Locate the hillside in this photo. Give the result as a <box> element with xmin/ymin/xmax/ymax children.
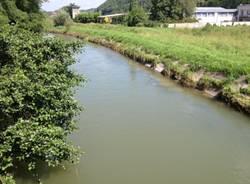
<box><xmin>97</xmin><ymin>0</ymin><xmax>151</xmax><ymax>15</ymax></box>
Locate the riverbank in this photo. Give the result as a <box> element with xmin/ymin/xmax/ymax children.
<box><xmin>49</xmin><ymin>23</ymin><xmax>250</xmax><ymax>115</ymax></box>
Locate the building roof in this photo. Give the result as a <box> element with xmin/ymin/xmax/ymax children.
<box><xmin>195</xmin><ymin>7</ymin><xmax>237</xmax><ymax>13</ymax></box>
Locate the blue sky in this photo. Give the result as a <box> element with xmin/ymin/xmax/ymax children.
<box><xmin>42</xmin><ymin>0</ymin><xmax>106</xmax><ymax>11</ymax></box>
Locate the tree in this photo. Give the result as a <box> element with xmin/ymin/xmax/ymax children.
<box><xmin>129</xmin><ymin>0</ymin><xmax>138</xmax><ymax>11</ymax></box>
<box><xmin>0</xmin><ymin>26</ymin><xmax>84</xmax><ymax>184</ymax></box>
<box><xmin>180</xmin><ymin>0</ymin><xmax>197</xmax><ymax>17</ymax></box>
<box><xmin>150</xmin><ymin>0</ymin><xmax>197</xmax><ymax>21</ymax></box>
<box><xmin>127</xmin><ymin>0</ymin><xmax>148</xmax><ymax>26</ymax></box>
<box><xmin>0</xmin><ymin>0</ymin><xmax>47</xmax><ymax>32</ymax></box>
<box><xmin>198</xmin><ymin>0</ymin><xmax>250</xmax><ymax>8</ymax></box>
<box><xmin>54</xmin><ymin>10</ymin><xmax>72</xmax><ymax>26</ymax></box>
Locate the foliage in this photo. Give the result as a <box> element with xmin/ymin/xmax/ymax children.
<box><xmin>127</xmin><ymin>0</ymin><xmax>148</xmax><ymax>26</ymax></box>
<box><xmin>0</xmin><ymin>26</ymin><xmax>84</xmax><ymax>183</ymax></box>
<box><xmin>0</xmin><ymin>12</ymin><xmax>9</xmax><ymax>26</ymax></box>
<box><xmin>240</xmin><ymin>87</ymin><xmax>250</xmax><ymax>95</ymax></box>
<box><xmin>111</xmin><ymin>15</ymin><xmax>127</xmax><ymax>24</ymax></box>
<box><xmin>54</xmin><ymin>10</ymin><xmax>72</xmax><ymax>27</ymax></box>
<box><xmin>74</xmin><ymin>12</ymin><xmax>100</xmax><ymax>23</ymax></box>
<box><xmin>0</xmin><ymin>175</ymin><xmax>15</xmax><ymax>184</ymax></box>
<box><xmin>97</xmin><ymin>0</ymin><xmax>250</xmax><ymax>20</ymax></box>
<box><xmin>97</xmin><ymin>0</ymin><xmax>151</xmax><ymax>15</ymax></box>
<box><xmin>150</xmin><ymin>0</ymin><xmax>197</xmax><ymax>21</ymax></box>
<box><xmin>198</xmin><ymin>0</ymin><xmax>250</xmax><ymax>8</ymax></box>
<box><xmin>0</xmin><ymin>0</ymin><xmax>46</xmax><ymax>32</ymax></box>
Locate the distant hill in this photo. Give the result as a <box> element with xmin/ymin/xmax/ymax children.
<box><xmin>97</xmin><ymin>0</ymin><xmax>151</xmax><ymax>15</ymax></box>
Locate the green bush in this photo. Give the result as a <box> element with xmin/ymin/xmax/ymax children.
<box><xmin>0</xmin><ymin>11</ymin><xmax>9</xmax><ymax>26</ymax></box>
<box><xmin>0</xmin><ymin>175</ymin><xmax>15</xmax><ymax>184</ymax></box>
<box><xmin>111</xmin><ymin>15</ymin><xmax>127</xmax><ymax>25</ymax></box>
<box><xmin>127</xmin><ymin>6</ymin><xmax>148</xmax><ymax>27</ymax></box>
<box><xmin>0</xmin><ymin>26</ymin><xmax>84</xmax><ymax>183</ymax></box>
<box><xmin>54</xmin><ymin>10</ymin><xmax>72</xmax><ymax>27</ymax></box>
<box><xmin>74</xmin><ymin>12</ymin><xmax>100</xmax><ymax>23</ymax></box>
<box><xmin>0</xmin><ymin>0</ymin><xmax>45</xmax><ymax>32</ymax></box>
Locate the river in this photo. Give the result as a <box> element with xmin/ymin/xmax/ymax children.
<box><xmin>17</xmin><ymin>44</ymin><xmax>250</xmax><ymax>184</ymax></box>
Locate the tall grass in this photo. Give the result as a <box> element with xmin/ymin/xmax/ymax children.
<box><xmin>53</xmin><ymin>23</ymin><xmax>250</xmax><ymax>79</ymax></box>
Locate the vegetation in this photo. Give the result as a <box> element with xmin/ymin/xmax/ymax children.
<box><xmin>0</xmin><ymin>0</ymin><xmax>85</xmax><ymax>183</ymax></box>
<box><xmin>150</xmin><ymin>0</ymin><xmax>197</xmax><ymax>21</ymax></box>
<box><xmin>0</xmin><ymin>0</ymin><xmax>46</xmax><ymax>32</ymax></box>
<box><xmin>74</xmin><ymin>12</ymin><xmax>100</xmax><ymax>23</ymax></box>
<box><xmin>54</xmin><ymin>10</ymin><xmax>72</xmax><ymax>27</ymax></box>
<box><xmin>0</xmin><ymin>25</ymin><xmax>84</xmax><ymax>184</ymax></box>
<box><xmin>127</xmin><ymin>0</ymin><xmax>148</xmax><ymax>26</ymax></box>
<box><xmin>198</xmin><ymin>0</ymin><xmax>250</xmax><ymax>8</ymax></box>
<box><xmin>50</xmin><ymin>24</ymin><xmax>250</xmax><ymax>79</ymax></box>
<box><xmin>49</xmin><ymin>23</ymin><xmax>250</xmax><ymax>113</ymax></box>
<box><xmin>97</xmin><ymin>0</ymin><xmax>151</xmax><ymax>15</ymax></box>
<box><xmin>97</xmin><ymin>0</ymin><xmax>250</xmax><ymax>17</ymax></box>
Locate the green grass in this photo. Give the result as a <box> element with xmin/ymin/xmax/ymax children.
<box><xmin>50</xmin><ymin>23</ymin><xmax>250</xmax><ymax>80</ymax></box>
<box><xmin>48</xmin><ymin>23</ymin><xmax>250</xmax><ymax>113</ymax></box>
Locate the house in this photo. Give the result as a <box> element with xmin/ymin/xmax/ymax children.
<box><xmin>237</xmin><ymin>4</ymin><xmax>250</xmax><ymax>21</ymax></box>
<box><xmin>71</xmin><ymin>4</ymin><xmax>80</xmax><ymax>19</ymax></box>
<box><xmin>194</xmin><ymin>7</ymin><xmax>237</xmax><ymax>24</ymax></box>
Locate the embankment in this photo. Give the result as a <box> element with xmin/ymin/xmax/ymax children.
<box><xmin>49</xmin><ymin>24</ymin><xmax>250</xmax><ymax>115</ymax></box>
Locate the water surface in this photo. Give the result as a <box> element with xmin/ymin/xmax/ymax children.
<box><xmin>18</xmin><ymin>44</ymin><xmax>250</xmax><ymax>184</ymax></box>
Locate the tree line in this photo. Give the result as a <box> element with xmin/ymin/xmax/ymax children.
<box><xmin>126</xmin><ymin>0</ymin><xmax>250</xmax><ymax>25</ymax></box>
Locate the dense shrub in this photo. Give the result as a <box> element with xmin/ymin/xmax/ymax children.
<box><xmin>111</xmin><ymin>15</ymin><xmax>127</xmax><ymax>25</ymax></box>
<box><xmin>0</xmin><ymin>0</ymin><xmax>45</xmax><ymax>32</ymax></box>
<box><xmin>0</xmin><ymin>11</ymin><xmax>8</xmax><ymax>25</ymax></box>
<box><xmin>0</xmin><ymin>26</ymin><xmax>84</xmax><ymax>184</ymax></box>
<box><xmin>74</xmin><ymin>12</ymin><xmax>100</xmax><ymax>23</ymax></box>
<box><xmin>127</xmin><ymin>6</ymin><xmax>148</xmax><ymax>27</ymax></box>
<box><xmin>54</xmin><ymin>10</ymin><xmax>72</xmax><ymax>27</ymax></box>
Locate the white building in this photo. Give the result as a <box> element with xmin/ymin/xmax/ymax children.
<box><xmin>71</xmin><ymin>5</ymin><xmax>80</xmax><ymax>19</ymax></box>
<box><xmin>194</xmin><ymin>7</ymin><xmax>237</xmax><ymax>24</ymax></box>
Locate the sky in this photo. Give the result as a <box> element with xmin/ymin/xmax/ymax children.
<box><xmin>42</xmin><ymin>0</ymin><xmax>106</xmax><ymax>11</ymax></box>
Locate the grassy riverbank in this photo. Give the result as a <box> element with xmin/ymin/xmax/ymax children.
<box><xmin>49</xmin><ymin>23</ymin><xmax>250</xmax><ymax>114</ymax></box>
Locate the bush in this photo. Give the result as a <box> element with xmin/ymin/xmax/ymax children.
<box><xmin>127</xmin><ymin>6</ymin><xmax>148</xmax><ymax>27</ymax></box>
<box><xmin>54</xmin><ymin>10</ymin><xmax>72</xmax><ymax>27</ymax></box>
<box><xmin>111</xmin><ymin>15</ymin><xmax>127</xmax><ymax>25</ymax></box>
<box><xmin>0</xmin><ymin>12</ymin><xmax>9</xmax><ymax>26</ymax></box>
<box><xmin>0</xmin><ymin>175</ymin><xmax>15</xmax><ymax>184</ymax></box>
<box><xmin>74</xmin><ymin>12</ymin><xmax>100</xmax><ymax>23</ymax></box>
<box><xmin>0</xmin><ymin>26</ymin><xmax>84</xmax><ymax>183</ymax></box>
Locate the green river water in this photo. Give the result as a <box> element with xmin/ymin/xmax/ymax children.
<box><xmin>17</xmin><ymin>43</ymin><xmax>250</xmax><ymax>184</ymax></box>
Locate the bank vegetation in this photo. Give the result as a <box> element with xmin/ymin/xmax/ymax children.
<box><xmin>50</xmin><ymin>23</ymin><xmax>250</xmax><ymax>115</ymax></box>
